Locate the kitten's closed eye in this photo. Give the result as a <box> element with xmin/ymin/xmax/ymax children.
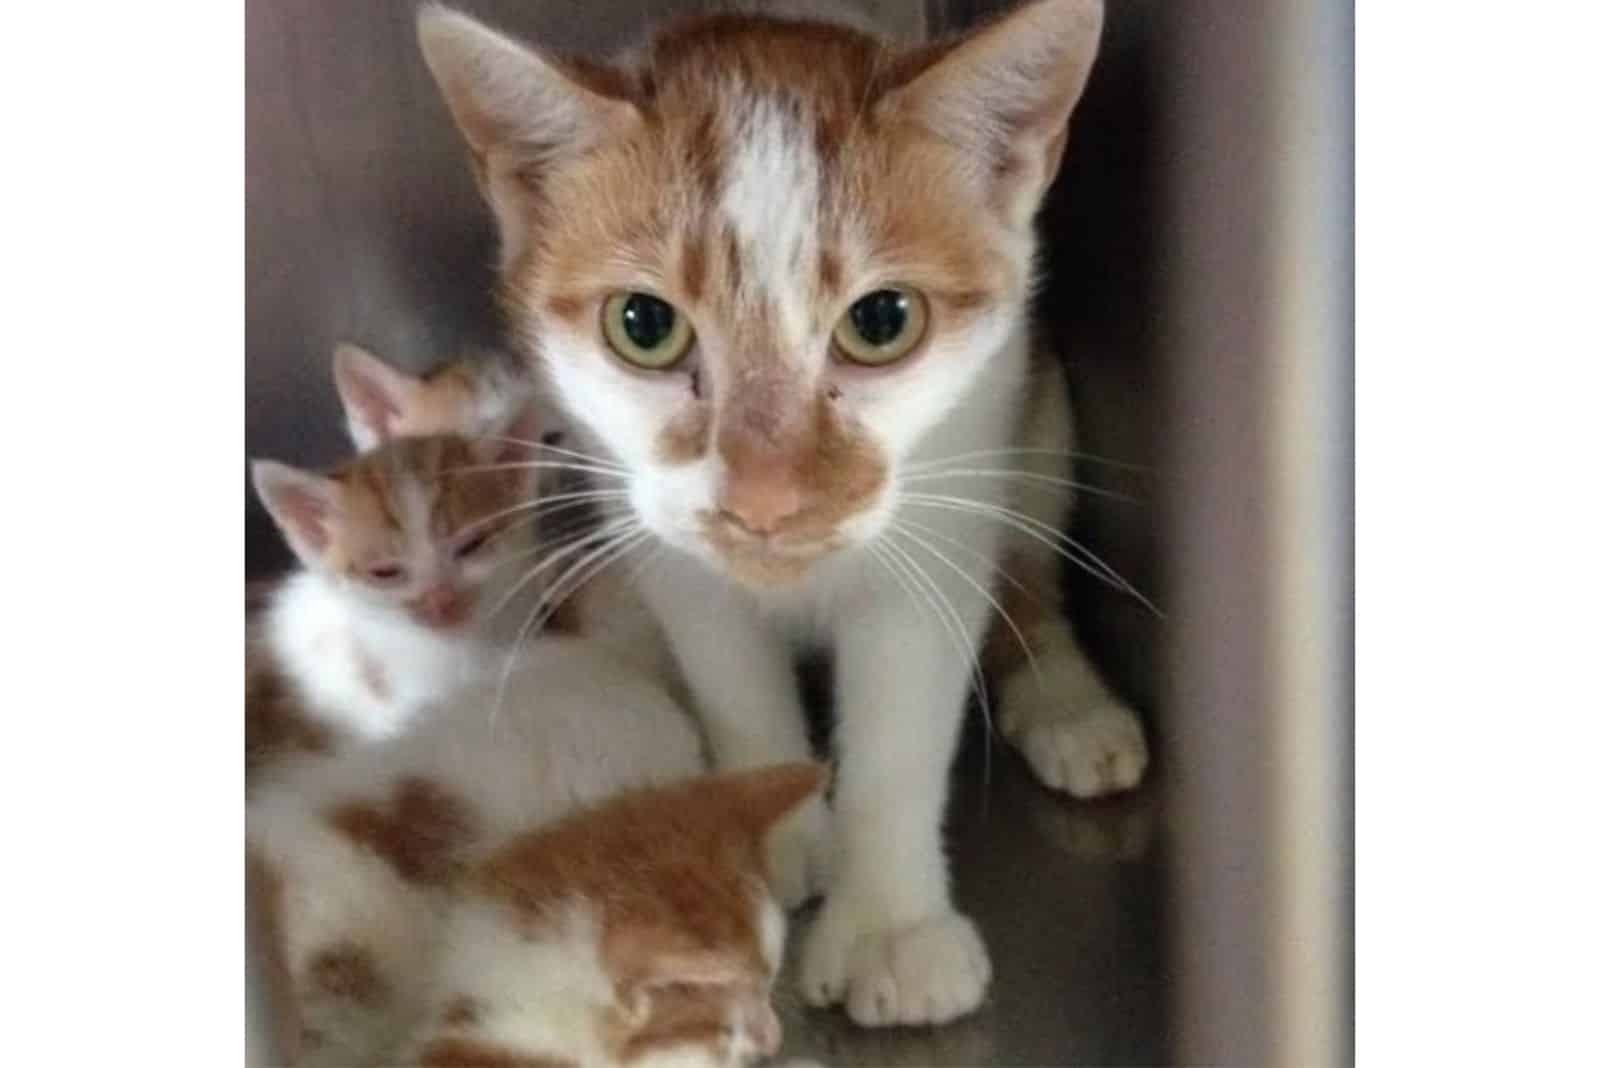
<box><xmin>366</xmin><ymin>563</ymin><xmax>406</xmax><ymax>583</ymax></box>
<box><xmin>453</xmin><ymin>531</ymin><xmax>491</xmax><ymax>560</ymax></box>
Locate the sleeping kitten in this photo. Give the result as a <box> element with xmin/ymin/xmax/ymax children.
<box><xmin>417</xmin><ymin>0</ymin><xmax>1145</xmax><ymax>1028</ymax></box>
<box><xmin>402</xmin><ymin>763</ymin><xmax>826</xmax><ymax>1067</ymax></box>
<box><xmin>248</xmin><ymin>634</ymin><xmax>814</xmax><ymax>1065</ymax></box>
<box><xmin>248</xmin><ymin>427</ymin><xmax>543</xmax><ymax>768</ymax></box>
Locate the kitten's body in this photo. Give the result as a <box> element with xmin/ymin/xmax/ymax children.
<box><xmin>419</xmin><ymin>0</ymin><xmax>1145</xmax><ymax>1029</ymax></box>
<box><xmin>248</xmin><ymin>640</ymin><xmax>826</xmax><ymax>1066</ymax></box>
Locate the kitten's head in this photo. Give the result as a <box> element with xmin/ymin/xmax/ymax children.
<box><xmin>331</xmin><ymin>341</ymin><xmax>535</xmax><ymax>452</ymax></box>
<box><xmin>252</xmin><ymin>431</ymin><xmax>537</xmax><ymax>631</ymax></box>
<box><xmin>419</xmin><ymin>1</ymin><xmax>1102</xmax><ymax>589</ymax></box>
<box><xmin>417</xmin><ymin>763</ymin><xmax>827</xmax><ymax>1067</ymax></box>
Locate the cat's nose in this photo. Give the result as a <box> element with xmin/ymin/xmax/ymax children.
<box><xmin>717</xmin><ymin>475</ymin><xmax>805</xmax><ymax>535</ymax></box>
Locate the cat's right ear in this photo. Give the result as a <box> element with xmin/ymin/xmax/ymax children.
<box><xmin>332</xmin><ymin>343</ymin><xmax>423</xmax><ymax>451</ymax></box>
<box><xmin>252</xmin><ymin>460</ymin><xmax>339</xmax><ymax>568</ymax></box>
<box><xmin>416</xmin><ymin>5</ymin><xmax>639</xmax><ymax>261</ymax></box>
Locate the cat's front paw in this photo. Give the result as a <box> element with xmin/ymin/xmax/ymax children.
<box><xmin>1013</xmin><ymin>702</ymin><xmax>1148</xmax><ymax>798</ymax></box>
<box><xmin>766</xmin><ymin>795</ymin><xmax>833</xmax><ymax>909</ymax></box>
<box><xmin>798</xmin><ymin>901</ymin><xmax>991</xmax><ymax>1027</ymax></box>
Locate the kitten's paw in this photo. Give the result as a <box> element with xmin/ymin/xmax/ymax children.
<box><xmin>766</xmin><ymin>795</ymin><xmax>833</xmax><ymax>909</ymax></box>
<box><xmin>799</xmin><ymin>902</ymin><xmax>991</xmax><ymax>1027</ymax></box>
<box><xmin>1014</xmin><ymin>703</ymin><xmax>1148</xmax><ymax>798</ymax></box>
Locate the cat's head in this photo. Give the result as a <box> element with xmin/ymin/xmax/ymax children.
<box><xmin>416</xmin><ymin>763</ymin><xmax>828</xmax><ymax>1067</ymax></box>
<box><xmin>418</xmin><ymin>1</ymin><xmax>1102</xmax><ymax>589</ymax></box>
<box><xmin>251</xmin><ymin>429</ymin><xmax>538</xmax><ymax>631</ymax></box>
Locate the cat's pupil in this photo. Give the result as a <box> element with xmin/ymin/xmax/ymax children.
<box><xmin>849</xmin><ymin>290</ymin><xmax>909</xmax><ymax>347</ymax></box>
<box><xmin>621</xmin><ymin>294</ymin><xmax>676</xmax><ymax>350</ymax></box>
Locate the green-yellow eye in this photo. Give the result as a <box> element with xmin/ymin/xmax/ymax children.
<box><xmin>602</xmin><ymin>292</ymin><xmax>695</xmax><ymax>370</ymax></box>
<box><xmin>832</xmin><ymin>287</ymin><xmax>929</xmax><ymax>366</ymax></box>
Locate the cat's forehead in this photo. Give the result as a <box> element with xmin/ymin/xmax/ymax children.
<box><xmin>531</xmin><ymin>20</ymin><xmax>1010</xmax><ymax>353</ymax></box>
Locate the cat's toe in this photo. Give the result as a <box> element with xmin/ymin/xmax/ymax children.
<box><xmin>765</xmin><ymin>795</ymin><xmax>833</xmax><ymax>909</ymax></box>
<box><xmin>1017</xmin><ymin>704</ymin><xmax>1148</xmax><ymax>798</ymax></box>
<box><xmin>800</xmin><ymin>903</ymin><xmax>991</xmax><ymax>1027</ymax></box>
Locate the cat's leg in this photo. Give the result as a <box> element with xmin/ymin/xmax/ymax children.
<box><xmin>640</xmin><ymin>565</ymin><xmax>826</xmax><ymax>907</ymax></box>
<box><xmin>990</xmin><ymin>357</ymin><xmax>1149</xmax><ymax>797</ymax></box>
<box><xmin>988</xmin><ymin>546</ymin><xmax>1149</xmax><ymax>797</ymax></box>
<box><xmin>797</xmin><ymin>556</ymin><xmax>993</xmax><ymax>1027</ymax></box>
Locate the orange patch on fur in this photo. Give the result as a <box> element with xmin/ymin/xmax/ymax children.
<box><xmin>472</xmin><ymin>765</ymin><xmax>822</xmax><ymax>981</ymax></box>
<box><xmin>441</xmin><ymin>995</ymin><xmax>484</xmax><ymax>1029</ymax></box>
<box><xmin>308</xmin><ymin>942</ymin><xmax>389</xmax><ymax>1006</ymax></box>
<box><xmin>247</xmin><ymin>850</ymin><xmax>306</xmax><ymax>1064</ymax></box>
<box><xmin>326</xmin><ymin>776</ymin><xmax>478</xmax><ymax>884</ymax></box>
<box><xmin>245</xmin><ymin>635</ymin><xmax>333</xmax><ymax>777</ymax></box>
<box><xmin>655</xmin><ymin>405</ymin><xmax>711</xmax><ymax>465</ymax></box>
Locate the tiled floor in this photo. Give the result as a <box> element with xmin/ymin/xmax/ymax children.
<box><xmin>779</xmin><ymin>736</ymin><xmax>1172</xmax><ymax>1066</ymax></box>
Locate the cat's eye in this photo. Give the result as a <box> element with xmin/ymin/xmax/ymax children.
<box><xmin>454</xmin><ymin>531</ymin><xmax>491</xmax><ymax>560</ymax></box>
<box><xmin>366</xmin><ymin>563</ymin><xmax>406</xmax><ymax>583</ymax></box>
<box><xmin>832</xmin><ymin>287</ymin><xmax>929</xmax><ymax>366</ymax></box>
<box><xmin>602</xmin><ymin>292</ymin><xmax>695</xmax><ymax>370</ymax></box>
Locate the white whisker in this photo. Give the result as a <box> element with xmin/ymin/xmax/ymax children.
<box><xmin>900</xmin><ymin>493</ymin><xmax>1165</xmax><ymax>618</ymax></box>
<box><xmin>905</xmin><ymin>446</ymin><xmax>1152</xmax><ymax>475</ymax></box>
<box><xmin>900</xmin><ymin>467</ymin><xmax>1140</xmax><ymax>504</ymax></box>
<box><xmin>892</xmin><ymin>523</ymin><xmax>1043</xmax><ymax>694</ymax></box>
<box><xmin>479</xmin><ymin>435</ymin><xmax>628</xmax><ymax>472</ymax></box>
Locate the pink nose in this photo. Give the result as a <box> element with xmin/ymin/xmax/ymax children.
<box><xmin>717</xmin><ymin>472</ymin><xmax>805</xmax><ymax>535</ymax></box>
<box><xmin>409</xmin><ymin>586</ymin><xmax>471</xmax><ymax>628</ymax></box>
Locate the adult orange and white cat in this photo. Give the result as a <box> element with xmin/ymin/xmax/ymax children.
<box><xmin>418</xmin><ymin>0</ymin><xmax>1146</xmax><ymax>1029</ymax></box>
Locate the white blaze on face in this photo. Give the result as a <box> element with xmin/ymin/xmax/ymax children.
<box><xmin>718</xmin><ymin>91</ymin><xmax>824</xmax><ymax>363</ymax></box>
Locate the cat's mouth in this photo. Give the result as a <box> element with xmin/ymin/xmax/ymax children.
<box><xmin>699</xmin><ymin>520</ymin><xmax>842</xmax><ymax>589</ymax></box>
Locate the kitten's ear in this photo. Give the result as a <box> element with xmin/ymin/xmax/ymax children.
<box><xmin>473</xmin><ymin>399</ymin><xmax>543</xmax><ymax>468</ymax></box>
<box><xmin>880</xmin><ymin>0</ymin><xmax>1103</xmax><ymax>224</ymax></box>
<box><xmin>252</xmin><ymin>460</ymin><xmax>340</xmax><ymax>568</ymax></box>
<box><xmin>417</xmin><ymin>6</ymin><xmax>638</xmax><ymax>258</ymax></box>
<box><xmin>718</xmin><ymin>762</ymin><xmax>829</xmax><ymax>840</ymax></box>
<box><xmin>332</xmin><ymin>343</ymin><xmax>423</xmax><ymax>450</ymax></box>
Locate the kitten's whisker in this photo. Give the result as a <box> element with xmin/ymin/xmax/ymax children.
<box><xmin>905</xmin><ymin>447</ymin><xmax>1153</xmax><ymax>475</ymax></box>
<box><xmin>891</xmin><ymin>523</ymin><xmax>1044</xmax><ymax>694</ymax></box>
<box><xmin>900</xmin><ymin>468</ymin><xmax>1140</xmax><ymax>505</ymax></box>
<box><xmin>900</xmin><ymin>493</ymin><xmax>1165</xmax><ymax>618</ymax></box>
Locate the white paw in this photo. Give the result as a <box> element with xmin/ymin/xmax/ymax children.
<box><xmin>799</xmin><ymin>903</ymin><xmax>991</xmax><ymax>1027</ymax></box>
<box><xmin>1015</xmin><ymin>703</ymin><xmax>1148</xmax><ymax>798</ymax></box>
<box><xmin>766</xmin><ymin>795</ymin><xmax>833</xmax><ymax>909</ymax></box>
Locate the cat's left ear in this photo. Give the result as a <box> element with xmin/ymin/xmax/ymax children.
<box><xmin>417</xmin><ymin>6</ymin><xmax>639</xmax><ymax>263</ymax></box>
<box><xmin>332</xmin><ymin>342</ymin><xmax>425</xmax><ymax>450</ymax></box>
<box><xmin>880</xmin><ymin>0</ymin><xmax>1104</xmax><ymax>226</ymax></box>
<box><xmin>252</xmin><ymin>460</ymin><xmax>340</xmax><ymax>568</ymax></box>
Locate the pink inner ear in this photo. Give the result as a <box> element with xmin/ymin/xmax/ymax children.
<box><xmin>276</xmin><ymin>484</ymin><xmax>332</xmax><ymax>551</ymax></box>
<box><xmin>345</xmin><ymin>373</ymin><xmax>402</xmax><ymax>442</ymax></box>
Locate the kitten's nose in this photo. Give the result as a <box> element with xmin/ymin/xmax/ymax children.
<box><xmin>717</xmin><ymin>474</ymin><xmax>804</xmax><ymax>535</ymax></box>
<box><xmin>410</xmin><ymin>586</ymin><xmax>471</xmax><ymax>628</ymax></box>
